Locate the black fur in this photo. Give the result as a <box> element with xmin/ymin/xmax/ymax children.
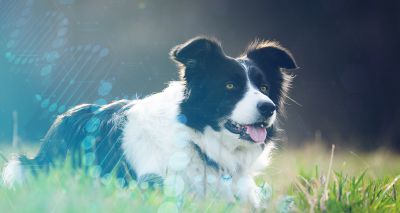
<box><xmin>19</xmin><ymin>100</ymin><xmax>137</xmax><ymax>184</ymax></box>
<box><xmin>173</xmin><ymin>37</ymin><xmax>248</xmax><ymax>132</ymax></box>
<box><xmin>191</xmin><ymin>142</ymin><xmax>220</xmax><ymax>171</ymax></box>
<box><xmin>244</xmin><ymin>40</ymin><xmax>297</xmax><ymax>113</ymax></box>
<box><xmin>172</xmin><ymin>37</ymin><xmax>297</xmax><ymax>132</ymax></box>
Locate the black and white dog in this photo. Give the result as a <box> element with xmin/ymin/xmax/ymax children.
<box><xmin>2</xmin><ymin>36</ymin><xmax>297</xmax><ymax>207</ymax></box>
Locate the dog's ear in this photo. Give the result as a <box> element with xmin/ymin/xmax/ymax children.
<box><xmin>246</xmin><ymin>40</ymin><xmax>298</xmax><ymax>114</ymax></box>
<box><xmin>170</xmin><ymin>37</ymin><xmax>225</xmax><ymax>68</ymax></box>
<box><xmin>246</xmin><ymin>40</ymin><xmax>298</xmax><ymax>70</ymax></box>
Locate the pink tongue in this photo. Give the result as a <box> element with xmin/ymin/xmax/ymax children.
<box><xmin>246</xmin><ymin>126</ymin><xmax>267</xmax><ymax>143</ymax></box>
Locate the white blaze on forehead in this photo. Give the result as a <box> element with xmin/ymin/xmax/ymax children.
<box><xmin>229</xmin><ymin>60</ymin><xmax>275</xmax><ymax>124</ymax></box>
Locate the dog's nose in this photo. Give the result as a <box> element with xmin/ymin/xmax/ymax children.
<box><xmin>257</xmin><ymin>102</ymin><xmax>276</xmax><ymax>117</ymax></box>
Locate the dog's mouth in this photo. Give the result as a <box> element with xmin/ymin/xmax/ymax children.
<box><xmin>224</xmin><ymin>119</ymin><xmax>268</xmax><ymax>144</ymax></box>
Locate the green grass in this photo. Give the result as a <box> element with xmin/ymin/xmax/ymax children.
<box><xmin>0</xmin><ymin>143</ymin><xmax>399</xmax><ymax>212</ymax></box>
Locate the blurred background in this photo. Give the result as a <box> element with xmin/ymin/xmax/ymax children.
<box><xmin>0</xmin><ymin>0</ymin><xmax>399</xmax><ymax>151</ymax></box>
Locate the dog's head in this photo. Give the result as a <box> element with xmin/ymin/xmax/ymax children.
<box><xmin>171</xmin><ymin>37</ymin><xmax>297</xmax><ymax>144</ymax></box>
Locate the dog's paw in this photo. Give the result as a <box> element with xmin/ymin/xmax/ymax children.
<box><xmin>137</xmin><ymin>173</ymin><xmax>164</xmax><ymax>190</ymax></box>
<box><xmin>247</xmin><ymin>183</ymin><xmax>274</xmax><ymax>209</ymax></box>
<box><xmin>235</xmin><ymin>176</ymin><xmax>271</xmax><ymax>209</ymax></box>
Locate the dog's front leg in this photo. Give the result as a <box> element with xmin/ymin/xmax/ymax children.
<box><xmin>137</xmin><ymin>173</ymin><xmax>164</xmax><ymax>189</ymax></box>
<box><xmin>235</xmin><ymin>175</ymin><xmax>264</xmax><ymax>208</ymax></box>
<box><xmin>134</xmin><ymin>154</ymin><xmax>166</xmax><ymax>189</ymax></box>
<box><xmin>123</xmin><ymin>138</ymin><xmax>167</xmax><ymax>189</ymax></box>
<box><xmin>134</xmin><ymin>155</ymin><xmax>165</xmax><ymax>190</ymax></box>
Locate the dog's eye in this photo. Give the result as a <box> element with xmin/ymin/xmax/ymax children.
<box><xmin>260</xmin><ymin>85</ymin><xmax>268</xmax><ymax>93</ymax></box>
<box><xmin>225</xmin><ymin>83</ymin><xmax>235</xmax><ymax>90</ymax></box>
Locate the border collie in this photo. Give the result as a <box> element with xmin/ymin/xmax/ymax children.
<box><xmin>2</xmin><ymin>36</ymin><xmax>297</xmax><ymax>208</ymax></box>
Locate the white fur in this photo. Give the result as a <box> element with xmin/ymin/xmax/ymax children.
<box><xmin>122</xmin><ymin>81</ymin><xmax>190</xmax><ymax>177</ymax></box>
<box><xmin>122</xmin><ymin>81</ymin><xmax>275</xmax><ymax>207</ymax></box>
<box><xmin>230</xmin><ymin>61</ymin><xmax>276</xmax><ymax>126</ymax></box>
<box><xmin>2</xmin><ymin>159</ymin><xmax>25</xmax><ymax>188</ymax></box>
